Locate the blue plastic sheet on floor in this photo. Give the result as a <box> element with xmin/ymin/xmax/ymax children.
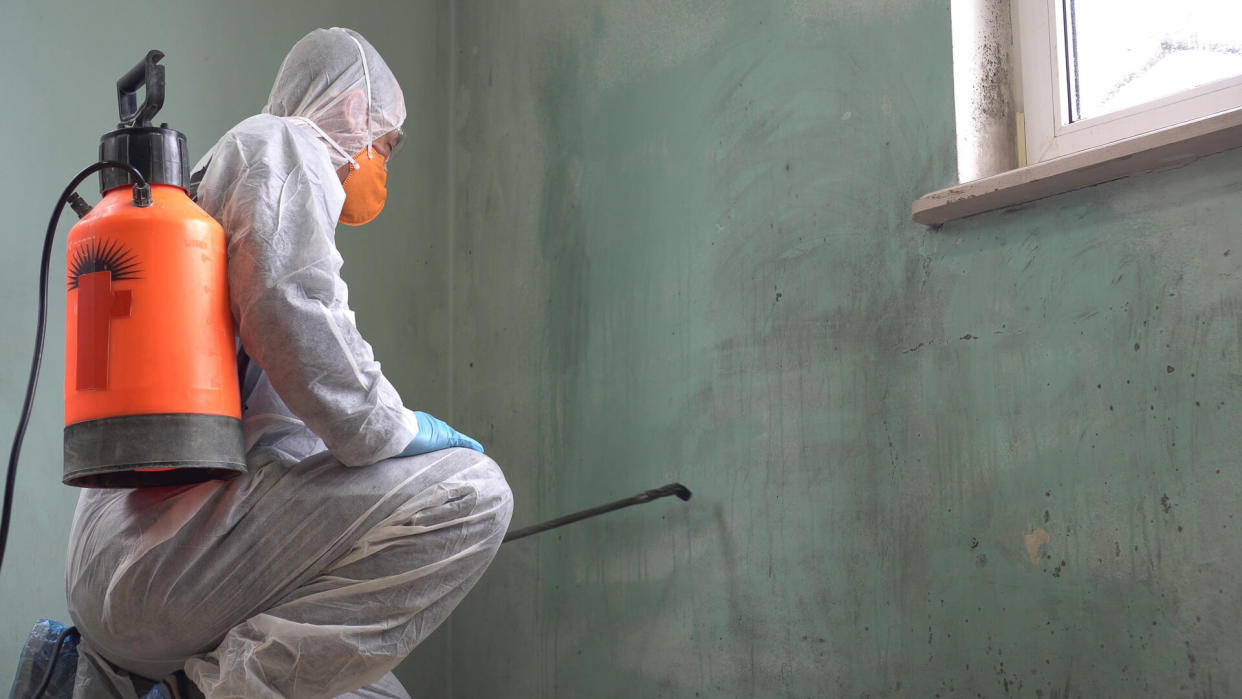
<box><xmin>9</xmin><ymin>619</ymin><xmax>79</xmax><ymax>699</ymax></box>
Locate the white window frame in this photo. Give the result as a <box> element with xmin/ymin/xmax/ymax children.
<box><xmin>1017</xmin><ymin>0</ymin><xmax>1242</xmax><ymax>164</ymax></box>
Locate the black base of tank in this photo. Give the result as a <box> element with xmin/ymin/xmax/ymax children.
<box><xmin>64</xmin><ymin>413</ymin><xmax>246</xmax><ymax>488</ymax></box>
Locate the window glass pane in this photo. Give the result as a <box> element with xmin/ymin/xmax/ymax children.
<box><xmin>1063</xmin><ymin>0</ymin><xmax>1242</xmax><ymax>123</ymax></box>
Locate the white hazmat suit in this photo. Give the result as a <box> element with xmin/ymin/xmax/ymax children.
<box><xmin>64</xmin><ymin>28</ymin><xmax>512</xmax><ymax>698</ymax></box>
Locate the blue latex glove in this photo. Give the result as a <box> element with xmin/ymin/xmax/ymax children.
<box><xmin>398</xmin><ymin>410</ymin><xmax>485</xmax><ymax>456</ymax></box>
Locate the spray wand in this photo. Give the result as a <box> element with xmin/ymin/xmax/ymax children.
<box><xmin>502</xmin><ymin>482</ymin><xmax>692</xmax><ymax>543</ymax></box>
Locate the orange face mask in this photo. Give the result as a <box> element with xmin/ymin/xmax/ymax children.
<box><xmin>339</xmin><ymin>147</ymin><xmax>388</xmax><ymax>226</ymax></box>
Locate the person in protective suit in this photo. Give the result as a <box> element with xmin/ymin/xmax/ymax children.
<box><xmin>64</xmin><ymin>27</ymin><xmax>513</xmax><ymax>698</ymax></box>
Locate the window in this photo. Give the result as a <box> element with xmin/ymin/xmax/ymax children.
<box><xmin>1017</xmin><ymin>0</ymin><xmax>1242</xmax><ymax>163</ymax></box>
<box><xmin>914</xmin><ymin>0</ymin><xmax>1242</xmax><ymax>226</ymax></box>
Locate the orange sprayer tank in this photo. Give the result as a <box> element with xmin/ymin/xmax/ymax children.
<box><xmin>62</xmin><ymin>50</ymin><xmax>245</xmax><ymax>487</ymax></box>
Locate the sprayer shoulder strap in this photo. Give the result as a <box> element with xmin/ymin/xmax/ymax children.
<box><xmin>236</xmin><ymin>343</ymin><xmax>253</xmax><ymax>412</ymax></box>
<box><xmin>188</xmin><ymin>159</ymin><xmax>210</xmax><ymax>203</ymax></box>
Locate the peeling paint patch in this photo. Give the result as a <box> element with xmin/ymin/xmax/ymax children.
<box><xmin>1023</xmin><ymin>527</ymin><xmax>1051</xmax><ymax>565</ymax></box>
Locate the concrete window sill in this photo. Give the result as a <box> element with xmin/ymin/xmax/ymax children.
<box><xmin>912</xmin><ymin>107</ymin><xmax>1242</xmax><ymax>227</ymax></box>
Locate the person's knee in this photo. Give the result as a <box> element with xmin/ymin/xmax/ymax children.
<box><xmin>401</xmin><ymin>448</ymin><xmax>511</xmax><ymax>544</ymax></box>
<box><xmin>463</xmin><ymin>450</ymin><xmax>513</xmax><ymax>544</ymax></box>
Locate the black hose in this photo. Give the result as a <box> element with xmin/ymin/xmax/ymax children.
<box><xmin>0</xmin><ymin>161</ymin><xmax>147</xmax><ymax>578</ymax></box>
<box><xmin>30</xmin><ymin>624</ymin><xmax>79</xmax><ymax>699</ymax></box>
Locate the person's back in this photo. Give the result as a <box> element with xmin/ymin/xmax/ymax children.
<box><xmin>195</xmin><ymin>112</ymin><xmax>383</xmax><ymax>468</ymax></box>
<box><xmin>65</xmin><ymin>28</ymin><xmax>512</xmax><ymax>698</ymax></box>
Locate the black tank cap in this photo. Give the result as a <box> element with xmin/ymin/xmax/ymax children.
<box><xmin>98</xmin><ymin>50</ymin><xmax>190</xmax><ymax>193</ymax></box>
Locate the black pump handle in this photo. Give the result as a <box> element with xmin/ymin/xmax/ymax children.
<box><xmin>117</xmin><ymin>50</ymin><xmax>165</xmax><ymax>128</ymax></box>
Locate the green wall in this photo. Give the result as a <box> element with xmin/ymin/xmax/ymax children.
<box><xmin>413</xmin><ymin>1</ymin><xmax>1242</xmax><ymax>696</ymax></box>
<box><xmin>0</xmin><ymin>0</ymin><xmax>451</xmax><ymax>684</ymax></box>
<box><xmin>5</xmin><ymin>1</ymin><xmax>1242</xmax><ymax>696</ymax></box>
